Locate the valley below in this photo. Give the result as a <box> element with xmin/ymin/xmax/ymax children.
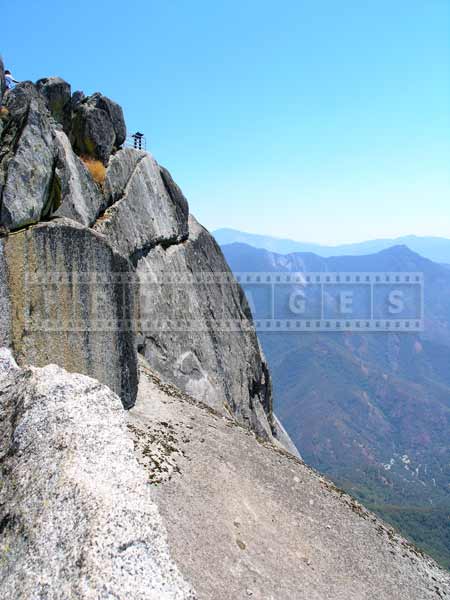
<box><xmin>222</xmin><ymin>241</ymin><xmax>450</xmax><ymax>569</ymax></box>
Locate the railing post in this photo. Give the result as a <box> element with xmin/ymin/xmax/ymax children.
<box><xmin>131</xmin><ymin>132</ymin><xmax>144</xmax><ymax>150</ymax></box>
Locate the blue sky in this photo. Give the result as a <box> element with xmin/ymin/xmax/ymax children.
<box><xmin>2</xmin><ymin>0</ymin><xmax>449</xmax><ymax>244</ymax></box>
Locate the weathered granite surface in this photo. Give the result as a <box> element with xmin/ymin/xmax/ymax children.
<box><xmin>0</xmin><ymin>350</ymin><xmax>196</xmax><ymax>600</ymax></box>
<box><xmin>0</xmin><ymin>241</ymin><xmax>10</xmax><ymax>347</ymax></box>
<box><xmin>94</xmin><ymin>147</ymin><xmax>277</xmax><ymax>441</ymax></box>
<box><xmin>0</xmin><ymin>218</ymin><xmax>139</xmax><ymax>408</ymax></box>
<box><xmin>128</xmin><ymin>363</ymin><xmax>450</xmax><ymax>600</ymax></box>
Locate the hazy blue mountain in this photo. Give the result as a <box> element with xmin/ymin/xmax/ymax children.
<box><xmin>214</xmin><ymin>228</ymin><xmax>450</xmax><ymax>264</ymax></box>
<box><xmin>222</xmin><ymin>241</ymin><xmax>450</xmax><ymax>569</ymax></box>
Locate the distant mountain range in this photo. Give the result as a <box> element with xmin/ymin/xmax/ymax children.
<box><xmin>222</xmin><ymin>241</ymin><xmax>450</xmax><ymax>569</ymax></box>
<box><xmin>214</xmin><ymin>228</ymin><xmax>450</xmax><ymax>264</ymax></box>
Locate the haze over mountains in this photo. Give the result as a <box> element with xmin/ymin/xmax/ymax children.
<box><xmin>221</xmin><ymin>240</ymin><xmax>450</xmax><ymax>569</ymax></box>
<box><xmin>214</xmin><ymin>228</ymin><xmax>450</xmax><ymax>265</ymax></box>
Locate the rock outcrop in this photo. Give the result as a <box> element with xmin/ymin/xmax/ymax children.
<box><xmin>88</xmin><ymin>144</ymin><xmax>277</xmax><ymax>439</ymax></box>
<box><xmin>0</xmin><ymin>79</ymin><xmax>127</xmax><ymax>230</ymax></box>
<box><xmin>0</xmin><ymin>77</ymin><xmax>288</xmax><ymax>444</ymax></box>
<box><xmin>0</xmin><ymin>349</ymin><xmax>195</xmax><ymax>599</ymax></box>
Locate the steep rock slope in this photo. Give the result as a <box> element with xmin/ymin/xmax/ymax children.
<box><xmin>127</xmin><ymin>361</ymin><xmax>450</xmax><ymax>600</ymax></box>
<box><xmin>0</xmin><ymin>71</ymin><xmax>449</xmax><ymax>598</ymax></box>
<box><xmin>0</xmin><ymin>349</ymin><xmax>195</xmax><ymax>600</ymax></box>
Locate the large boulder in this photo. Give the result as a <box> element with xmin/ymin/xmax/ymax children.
<box><xmin>0</xmin><ymin>354</ymin><xmax>196</xmax><ymax>599</ymax></box>
<box><xmin>0</xmin><ymin>83</ymin><xmax>58</xmax><ymax>230</ymax></box>
<box><xmin>89</xmin><ymin>92</ymin><xmax>126</xmax><ymax>147</ymax></box>
<box><xmin>36</xmin><ymin>76</ymin><xmax>72</xmax><ymax>128</ymax></box>
<box><xmin>0</xmin><ymin>218</ymin><xmax>139</xmax><ymax>408</ymax></box>
<box><xmin>94</xmin><ymin>148</ymin><xmax>189</xmax><ymax>260</ymax></box>
<box><xmin>70</xmin><ymin>92</ymin><xmax>126</xmax><ymax>164</ymax></box>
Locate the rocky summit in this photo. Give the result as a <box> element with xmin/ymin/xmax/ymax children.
<box><xmin>0</xmin><ymin>69</ymin><xmax>449</xmax><ymax>599</ymax></box>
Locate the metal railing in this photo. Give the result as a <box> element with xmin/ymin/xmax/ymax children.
<box><xmin>125</xmin><ymin>132</ymin><xmax>146</xmax><ymax>151</ymax></box>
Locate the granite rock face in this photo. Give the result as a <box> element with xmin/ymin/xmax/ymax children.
<box><xmin>136</xmin><ymin>214</ymin><xmax>274</xmax><ymax>439</ymax></box>
<box><xmin>0</xmin><ymin>353</ymin><xmax>196</xmax><ymax>600</ymax></box>
<box><xmin>0</xmin><ymin>242</ymin><xmax>10</xmax><ymax>347</ymax></box>
<box><xmin>0</xmin><ymin>83</ymin><xmax>58</xmax><ymax>230</ymax></box>
<box><xmin>89</xmin><ymin>92</ymin><xmax>126</xmax><ymax>147</ymax></box>
<box><xmin>0</xmin><ymin>218</ymin><xmax>139</xmax><ymax>408</ymax></box>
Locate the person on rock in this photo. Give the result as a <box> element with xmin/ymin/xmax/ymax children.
<box><xmin>4</xmin><ymin>70</ymin><xmax>18</xmax><ymax>91</ymax></box>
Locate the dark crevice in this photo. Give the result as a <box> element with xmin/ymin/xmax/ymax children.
<box><xmin>42</xmin><ymin>158</ymin><xmax>62</xmax><ymax>219</ymax></box>
<box><xmin>248</xmin><ymin>358</ymin><xmax>274</xmax><ymax>431</ymax></box>
<box><xmin>0</xmin><ymin>513</ymin><xmax>16</xmax><ymax>535</ymax></box>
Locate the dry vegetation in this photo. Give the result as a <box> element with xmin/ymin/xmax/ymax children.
<box><xmin>80</xmin><ymin>155</ymin><xmax>106</xmax><ymax>186</ymax></box>
<box><xmin>0</xmin><ymin>106</ymin><xmax>9</xmax><ymax>121</ymax></box>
